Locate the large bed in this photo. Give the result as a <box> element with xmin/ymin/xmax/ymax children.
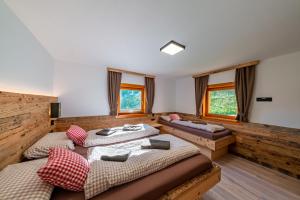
<box><xmin>159</xmin><ymin>118</ymin><xmax>235</xmax><ymax>160</ymax></box>
<box><xmin>51</xmin><ymin>134</ymin><xmax>220</xmax><ymax>200</ymax></box>
<box><xmin>51</xmin><ymin>154</ymin><xmax>219</xmax><ymax>200</ymax></box>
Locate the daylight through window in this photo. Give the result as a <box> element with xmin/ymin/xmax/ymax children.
<box><xmin>118</xmin><ymin>84</ymin><xmax>145</xmax><ymax>114</ymax></box>
<box><xmin>203</xmin><ymin>82</ymin><xmax>237</xmax><ymax>120</ymax></box>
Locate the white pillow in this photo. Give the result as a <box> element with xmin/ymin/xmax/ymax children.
<box><xmin>160</xmin><ymin>115</ymin><xmax>171</xmax><ymax>122</ymax></box>
<box><xmin>23</xmin><ymin>132</ymin><xmax>75</xmax><ymax>159</ymax></box>
<box><xmin>205</xmin><ymin>124</ymin><xmax>225</xmax><ymax>133</ymax></box>
<box><xmin>0</xmin><ymin>159</ymin><xmax>54</xmax><ymax>200</ymax></box>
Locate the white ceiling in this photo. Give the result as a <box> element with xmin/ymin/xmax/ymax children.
<box><xmin>5</xmin><ymin>0</ymin><xmax>300</xmax><ymax>77</ymax></box>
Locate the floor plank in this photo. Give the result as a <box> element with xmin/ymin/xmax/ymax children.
<box><xmin>203</xmin><ymin>154</ymin><xmax>300</xmax><ymax>200</ymax></box>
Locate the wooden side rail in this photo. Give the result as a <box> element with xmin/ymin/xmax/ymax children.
<box><xmin>160</xmin><ymin>124</ymin><xmax>235</xmax><ymax>160</ymax></box>
<box><xmin>160</xmin><ymin>165</ymin><xmax>221</xmax><ymax>200</ymax></box>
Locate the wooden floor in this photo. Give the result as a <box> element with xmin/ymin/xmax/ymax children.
<box><xmin>203</xmin><ymin>154</ymin><xmax>300</xmax><ymax>200</ymax></box>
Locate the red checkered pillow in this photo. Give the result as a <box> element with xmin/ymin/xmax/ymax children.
<box><xmin>66</xmin><ymin>125</ymin><xmax>88</xmax><ymax>146</ymax></box>
<box><xmin>37</xmin><ymin>148</ymin><xmax>90</xmax><ymax>191</ymax></box>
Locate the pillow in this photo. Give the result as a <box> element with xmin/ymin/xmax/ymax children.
<box><xmin>23</xmin><ymin>132</ymin><xmax>75</xmax><ymax>159</ymax></box>
<box><xmin>160</xmin><ymin>115</ymin><xmax>171</xmax><ymax>122</ymax></box>
<box><xmin>38</xmin><ymin>148</ymin><xmax>90</xmax><ymax>191</ymax></box>
<box><xmin>206</xmin><ymin>124</ymin><xmax>225</xmax><ymax>133</ymax></box>
<box><xmin>169</xmin><ymin>113</ymin><xmax>181</xmax><ymax>120</ymax></box>
<box><xmin>66</xmin><ymin>125</ymin><xmax>88</xmax><ymax>146</ymax></box>
<box><xmin>0</xmin><ymin>159</ymin><xmax>54</xmax><ymax>200</ymax></box>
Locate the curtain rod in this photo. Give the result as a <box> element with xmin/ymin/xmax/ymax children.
<box><xmin>107</xmin><ymin>67</ymin><xmax>155</xmax><ymax>78</ymax></box>
<box><xmin>192</xmin><ymin>60</ymin><xmax>260</xmax><ymax>78</ymax></box>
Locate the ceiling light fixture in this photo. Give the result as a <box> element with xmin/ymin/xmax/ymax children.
<box><xmin>160</xmin><ymin>40</ymin><xmax>185</xmax><ymax>55</ymax></box>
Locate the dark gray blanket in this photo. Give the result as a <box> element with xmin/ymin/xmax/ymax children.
<box><xmin>101</xmin><ymin>151</ymin><xmax>130</xmax><ymax>162</ymax></box>
<box><xmin>96</xmin><ymin>128</ymin><xmax>117</xmax><ymax>136</ymax></box>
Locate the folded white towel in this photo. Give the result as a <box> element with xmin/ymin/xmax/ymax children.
<box><xmin>205</xmin><ymin>124</ymin><xmax>225</xmax><ymax>132</ymax></box>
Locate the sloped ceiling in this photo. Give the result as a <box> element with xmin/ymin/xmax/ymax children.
<box><xmin>5</xmin><ymin>0</ymin><xmax>300</xmax><ymax>76</ymax></box>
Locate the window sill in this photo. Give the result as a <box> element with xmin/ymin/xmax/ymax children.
<box><xmin>201</xmin><ymin>116</ymin><xmax>240</xmax><ymax>125</ymax></box>
<box><xmin>116</xmin><ymin>113</ymin><xmax>147</xmax><ymax>119</ymax></box>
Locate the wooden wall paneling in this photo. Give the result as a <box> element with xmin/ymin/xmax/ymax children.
<box><xmin>176</xmin><ymin>112</ymin><xmax>300</xmax><ymax>179</ymax></box>
<box><xmin>54</xmin><ymin>113</ymin><xmax>171</xmax><ymax>132</ymax></box>
<box><xmin>0</xmin><ymin>91</ymin><xmax>57</xmax><ymax>170</ymax></box>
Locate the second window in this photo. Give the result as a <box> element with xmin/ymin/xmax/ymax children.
<box><xmin>203</xmin><ymin>82</ymin><xmax>237</xmax><ymax>120</ymax></box>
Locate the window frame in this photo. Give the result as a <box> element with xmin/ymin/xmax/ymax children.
<box><xmin>202</xmin><ymin>82</ymin><xmax>237</xmax><ymax>121</ymax></box>
<box><xmin>118</xmin><ymin>83</ymin><xmax>145</xmax><ymax>115</ymax></box>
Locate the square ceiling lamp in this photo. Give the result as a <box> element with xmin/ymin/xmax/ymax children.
<box><xmin>160</xmin><ymin>40</ymin><xmax>185</xmax><ymax>55</ymax></box>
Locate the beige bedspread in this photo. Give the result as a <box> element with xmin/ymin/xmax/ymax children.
<box><xmin>84</xmin><ymin>134</ymin><xmax>200</xmax><ymax>199</ymax></box>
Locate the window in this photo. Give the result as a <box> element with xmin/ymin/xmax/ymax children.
<box><xmin>118</xmin><ymin>83</ymin><xmax>145</xmax><ymax>114</ymax></box>
<box><xmin>203</xmin><ymin>82</ymin><xmax>237</xmax><ymax>120</ymax></box>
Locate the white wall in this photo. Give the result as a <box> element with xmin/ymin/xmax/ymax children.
<box><xmin>175</xmin><ymin>51</ymin><xmax>300</xmax><ymax>129</ymax></box>
<box><xmin>0</xmin><ymin>1</ymin><xmax>54</xmax><ymax>95</ymax></box>
<box><xmin>175</xmin><ymin>76</ymin><xmax>195</xmax><ymax>115</ymax></box>
<box><xmin>249</xmin><ymin>52</ymin><xmax>300</xmax><ymax>128</ymax></box>
<box><xmin>53</xmin><ymin>60</ymin><xmax>176</xmax><ymax>117</ymax></box>
<box><xmin>153</xmin><ymin>77</ymin><xmax>176</xmax><ymax>113</ymax></box>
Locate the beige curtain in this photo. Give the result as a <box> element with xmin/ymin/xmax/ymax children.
<box><xmin>107</xmin><ymin>71</ymin><xmax>122</xmax><ymax>116</ymax></box>
<box><xmin>235</xmin><ymin>66</ymin><xmax>256</xmax><ymax>122</ymax></box>
<box><xmin>145</xmin><ymin>77</ymin><xmax>155</xmax><ymax>114</ymax></box>
<box><xmin>194</xmin><ymin>75</ymin><xmax>209</xmax><ymax>117</ymax></box>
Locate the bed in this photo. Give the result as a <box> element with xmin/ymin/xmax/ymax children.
<box><xmin>159</xmin><ymin>118</ymin><xmax>235</xmax><ymax>160</ymax></box>
<box><xmin>51</xmin><ymin>134</ymin><xmax>220</xmax><ymax>200</ymax></box>
<box><xmin>22</xmin><ymin>124</ymin><xmax>160</xmax><ymax>160</ymax></box>
<box><xmin>51</xmin><ymin>155</ymin><xmax>219</xmax><ymax>200</ymax></box>
<box><xmin>1</xmin><ymin>133</ymin><xmax>220</xmax><ymax>200</ymax></box>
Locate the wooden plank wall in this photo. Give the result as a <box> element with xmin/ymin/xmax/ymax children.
<box><xmin>177</xmin><ymin>113</ymin><xmax>300</xmax><ymax>179</ymax></box>
<box><xmin>54</xmin><ymin>114</ymin><xmax>167</xmax><ymax>132</ymax></box>
<box><xmin>0</xmin><ymin>91</ymin><xmax>57</xmax><ymax>170</ymax></box>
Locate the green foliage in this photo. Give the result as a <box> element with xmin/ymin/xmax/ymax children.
<box><xmin>120</xmin><ymin>89</ymin><xmax>141</xmax><ymax>111</ymax></box>
<box><xmin>209</xmin><ymin>89</ymin><xmax>237</xmax><ymax>116</ymax></box>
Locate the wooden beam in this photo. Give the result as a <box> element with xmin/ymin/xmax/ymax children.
<box><xmin>107</xmin><ymin>67</ymin><xmax>156</xmax><ymax>78</ymax></box>
<box><xmin>192</xmin><ymin>60</ymin><xmax>260</xmax><ymax>78</ymax></box>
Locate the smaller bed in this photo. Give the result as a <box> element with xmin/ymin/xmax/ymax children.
<box><xmin>159</xmin><ymin>118</ymin><xmax>235</xmax><ymax>160</ymax></box>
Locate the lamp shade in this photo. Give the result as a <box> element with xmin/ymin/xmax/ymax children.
<box><xmin>50</xmin><ymin>103</ymin><xmax>61</xmax><ymax>118</ymax></box>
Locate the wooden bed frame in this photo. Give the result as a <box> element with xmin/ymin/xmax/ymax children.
<box><xmin>160</xmin><ymin>164</ymin><xmax>221</xmax><ymax>200</ymax></box>
<box><xmin>161</xmin><ymin>124</ymin><xmax>235</xmax><ymax>160</ymax></box>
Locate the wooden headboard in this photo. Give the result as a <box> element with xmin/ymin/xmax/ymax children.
<box><xmin>0</xmin><ymin>91</ymin><xmax>57</xmax><ymax>170</ymax></box>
